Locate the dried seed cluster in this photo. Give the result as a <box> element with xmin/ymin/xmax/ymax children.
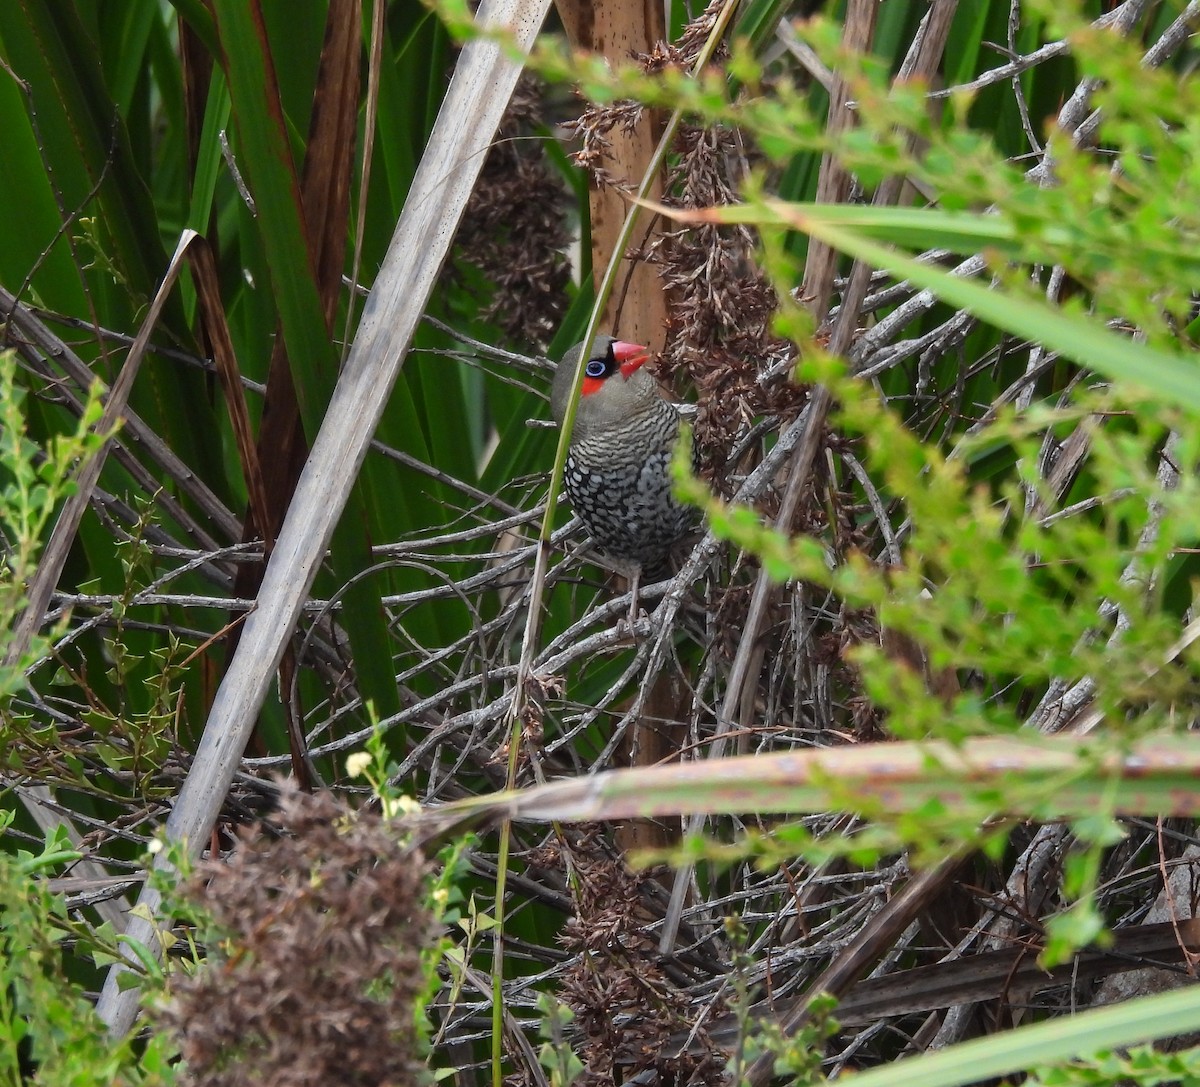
<box><xmin>158</xmin><ymin>787</ymin><xmax>436</xmax><ymax>1087</ymax></box>
<box><xmin>549</xmin><ymin>830</ymin><xmax>727</xmax><ymax>1087</ymax></box>
<box><xmin>454</xmin><ymin>75</ymin><xmax>572</xmax><ymax>348</ymax></box>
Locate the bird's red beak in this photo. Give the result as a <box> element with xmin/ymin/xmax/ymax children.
<box><xmin>612</xmin><ymin>340</ymin><xmax>650</xmax><ymax>380</ymax></box>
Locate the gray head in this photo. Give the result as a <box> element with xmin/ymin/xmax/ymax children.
<box><xmin>550</xmin><ymin>335</ymin><xmax>661</xmax><ymax>441</ymax></box>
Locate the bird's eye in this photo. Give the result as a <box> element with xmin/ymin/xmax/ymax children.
<box><xmin>584</xmin><ymin>359</ymin><xmax>607</xmax><ymax>378</ymax></box>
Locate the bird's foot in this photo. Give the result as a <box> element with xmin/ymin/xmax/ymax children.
<box><xmin>615</xmin><ymin>567</ymin><xmax>646</xmax><ymax>640</ymax></box>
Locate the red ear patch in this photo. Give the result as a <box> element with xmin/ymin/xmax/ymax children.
<box><xmin>581</xmin><ymin>376</ymin><xmax>604</xmax><ymax>397</ymax></box>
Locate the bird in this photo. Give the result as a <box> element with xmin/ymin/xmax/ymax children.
<box><xmin>550</xmin><ymin>335</ymin><xmax>696</xmax><ymax>586</ymax></box>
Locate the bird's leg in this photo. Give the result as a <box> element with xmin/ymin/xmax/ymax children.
<box><xmin>627</xmin><ymin>564</ymin><xmax>642</xmax><ymax>630</ymax></box>
<box><xmin>611</xmin><ymin>566</ymin><xmax>644</xmax><ymax>639</ymax></box>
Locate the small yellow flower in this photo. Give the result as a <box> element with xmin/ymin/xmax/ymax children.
<box><xmin>345</xmin><ymin>751</ymin><xmax>373</xmax><ymax>779</ymax></box>
<box><xmin>381</xmin><ymin>794</ymin><xmax>421</xmax><ymax>819</ymax></box>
